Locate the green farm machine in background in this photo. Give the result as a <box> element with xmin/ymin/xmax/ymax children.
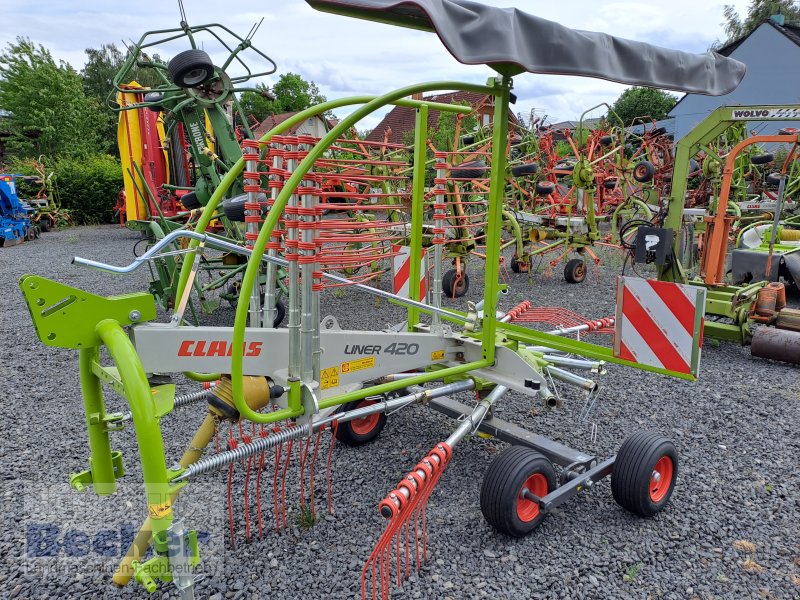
<box><xmin>648</xmin><ymin>105</ymin><xmax>800</xmax><ymax>351</ymax></box>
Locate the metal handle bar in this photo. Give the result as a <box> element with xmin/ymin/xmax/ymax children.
<box><xmin>73</xmin><ymin>229</ymin><xmax>469</xmax><ymax>324</ymax></box>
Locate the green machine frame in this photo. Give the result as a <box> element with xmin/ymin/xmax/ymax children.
<box><xmin>658</xmin><ymin>104</ymin><xmax>800</xmax><ymax>342</ymax></box>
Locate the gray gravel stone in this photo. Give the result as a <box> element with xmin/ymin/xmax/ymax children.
<box><xmin>2</xmin><ymin>225</ymin><xmax>798</xmax><ymax>600</ymax></box>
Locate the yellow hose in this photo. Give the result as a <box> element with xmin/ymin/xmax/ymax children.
<box><xmin>780</xmin><ymin>228</ymin><xmax>800</xmax><ymax>241</ymax></box>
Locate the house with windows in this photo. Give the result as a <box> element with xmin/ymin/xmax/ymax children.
<box><xmin>253</xmin><ymin>112</ymin><xmax>329</xmax><ymax>139</ymax></box>
<box><xmin>365</xmin><ymin>91</ymin><xmax>517</xmax><ymax>145</ymax></box>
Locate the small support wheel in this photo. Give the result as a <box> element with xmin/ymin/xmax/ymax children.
<box><xmin>632</xmin><ymin>160</ymin><xmax>656</xmax><ymax>183</ymax></box>
<box><xmin>272</xmin><ymin>299</ymin><xmax>286</xmax><ymax>328</ymax></box>
<box><xmin>222</xmin><ymin>193</ymin><xmax>249</xmax><ymax>222</ymax></box>
<box><xmin>180</xmin><ymin>191</ymin><xmax>201</xmax><ymax>209</ymax></box>
<box><xmin>335</xmin><ymin>399</ymin><xmax>387</xmax><ymax>446</ymax></box>
<box><xmin>563</xmin><ymin>258</ymin><xmax>586</xmax><ymax>284</ymax></box>
<box><xmin>535</xmin><ymin>181</ymin><xmax>555</xmax><ymax>196</ymax></box>
<box><xmin>167</xmin><ymin>49</ymin><xmax>214</xmax><ymax>88</ymax></box>
<box><xmin>480</xmin><ymin>446</ymin><xmax>556</xmax><ymax>537</ymax></box>
<box><xmin>442</xmin><ymin>269</ymin><xmax>469</xmax><ymax>298</ymax></box>
<box><xmin>39</xmin><ymin>218</ymin><xmax>50</xmax><ymax>233</ymax></box>
<box><xmin>510</xmin><ymin>256</ymin><xmax>528</xmax><ymax>273</ymax></box>
<box><xmin>750</xmin><ymin>153</ymin><xmax>774</xmax><ymax>165</ymax></box>
<box><xmin>603</xmin><ymin>178</ymin><xmax>618</xmax><ymax>190</ymax></box>
<box><xmin>511</xmin><ymin>163</ymin><xmax>539</xmax><ymax>177</ymax></box>
<box><xmin>26</xmin><ymin>227</ymin><xmax>36</xmax><ymax>241</ymax></box>
<box><xmin>611</xmin><ymin>431</ymin><xmax>678</xmax><ymax>518</ymax></box>
<box><xmin>451</xmin><ymin>159</ymin><xmax>487</xmax><ymax>179</ymax></box>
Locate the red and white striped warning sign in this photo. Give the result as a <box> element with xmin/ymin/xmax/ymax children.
<box><xmin>392</xmin><ymin>245</ymin><xmax>427</xmax><ymax>301</ymax></box>
<box><xmin>613</xmin><ymin>277</ymin><xmax>706</xmax><ymax>377</ymax></box>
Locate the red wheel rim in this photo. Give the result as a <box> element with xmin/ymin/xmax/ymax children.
<box><xmin>350</xmin><ymin>400</ymin><xmax>380</xmax><ymax>435</ymax></box>
<box><xmin>516</xmin><ymin>473</ymin><xmax>548</xmax><ymax>522</ymax></box>
<box><xmin>649</xmin><ymin>456</ymin><xmax>673</xmax><ymax>502</ymax></box>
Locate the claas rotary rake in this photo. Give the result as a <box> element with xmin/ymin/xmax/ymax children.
<box><xmin>19</xmin><ymin>1</ymin><xmax>745</xmax><ymax>598</ymax></box>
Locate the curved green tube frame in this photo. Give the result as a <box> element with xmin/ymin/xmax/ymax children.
<box><xmin>175</xmin><ymin>81</ymin><xmax>493</xmax><ymax>423</ymax></box>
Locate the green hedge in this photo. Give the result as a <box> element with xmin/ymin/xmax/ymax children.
<box><xmin>51</xmin><ymin>155</ymin><xmax>122</xmax><ymax>224</ymax></box>
<box><xmin>3</xmin><ymin>154</ymin><xmax>122</xmax><ymax>224</ymax></box>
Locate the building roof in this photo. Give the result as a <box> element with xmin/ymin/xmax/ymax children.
<box><xmin>365</xmin><ymin>91</ymin><xmax>494</xmax><ymax>144</ymax></box>
<box><xmin>547</xmin><ymin>117</ymin><xmax>603</xmax><ymax>131</ymax></box>
<box><xmin>716</xmin><ymin>17</ymin><xmax>800</xmax><ymax>57</ymax></box>
<box><xmin>669</xmin><ymin>18</ymin><xmax>800</xmax><ymax>118</ymax></box>
<box><xmin>252</xmin><ymin>111</ymin><xmax>328</xmax><ymax>138</ymax></box>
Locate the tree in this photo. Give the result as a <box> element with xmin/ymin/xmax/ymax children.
<box><xmin>720</xmin><ymin>0</ymin><xmax>800</xmax><ymax>45</ymax></box>
<box><xmin>239</xmin><ymin>82</ymin><xmax>275</xmax><ymax>122</ymax></box>
<box><xmin>81</xmin><ymin>43</ymin><xmax>169</xmax><ymax>155</ymax></box>
<box><xmin>239</xmin><ymin>72</ymin><xmax>327</xmax><ymax>122</ymax></box>
<box><xmin>81</xmin><ymin>44</ymin><xmax>126</xmax><ymax>155</ymax></box>
<box><xmin>0</xmin><ymin>37</ymin><xmax>105</xmax><ymax>158</ymax></box>
<box><xmin>608</xmin><ymin>87</ymin><xmax>678</xmax><ymax>126</ymax></box>
<box><xmin>271</xmin><ymin>73</ymin><xmax>327</xmax><ymax>113</ymax></box>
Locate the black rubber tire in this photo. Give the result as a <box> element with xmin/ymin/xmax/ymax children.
<box><xmin>442</xmin><ymin>269</ymin><xmax>469</xmax><ymax>298</ymax></box>
<box><xmin>222</xmin><ymin>193</ymin><xmax>249</xmax><ymax>222</ymax></box>
<box><xmin>272</xmin><ymin>299</ymin><xmax>286</xmax><ymax>328</ymax></box>
<box><xmin>611</xmin><ymin>431</ymin><xmax>678</xmax><ymax>518</ymax></box>
<box><xmin>143</xmin><ymin>91</ymin><xmax>164</xmax><ymax>112</ymax></box>
<box><xmin>39</xmin><ymin>218</ymin><xmax>50</xmax><ymax>233</ymax></box>
<box><xmin>451</xmin><ymin>159</ymin><xmax>487</xmax><ymax>179</ymax></box>
<box><xmin>510</xmin><ymin>256</ymin><xmax>528</xmax><ymax>273</ymax></box>
<box><xmin>26</xmin><ymin>227</ymin><xmax>36</xmax><ymax>241</ymax></box>
<box><xmin>335</xmin><ymin>399</ymin><xmax>387</xmax><ymax>446</ymax></box>
<box><xmin>511</xmin><ymin>163</ymin><xmax>539</xmax><ymax>177</ymax></box>
<box><xmin>181</xmin><ymin>191</ymin><xmax>201</xmax><ymax>210</ymax></box>
<box><xmin>603</xmin><ymin>178</ymin><xmax>618</xmax><ymax>190</ymax></box>
<box><xmin>535</xmin><ymin>181</ymin><xmax>555</xmax><ymax>196</ymax></box>
<box><xmin>651</xmin><ymin>126</ymin><xmax>667</xmax><ymax>137</ymax></box>
<box><xmin>564</xmin><ymin>258</ymin><xmax>586</xmax><ymax>284</ymax></box>
<box><xmin>633</xmin><ymin>160</ymin><xmax>656</xmax><ymax>183</ymax></box>
<box><xmin>168</xmin><ymin>49</ymin><xmax>214</xmax><ymax>88</ymax></box>
<box><xmin>751</xmin><ymin>153</ymin><xmax>774</xmax><ymax>165</ymax></box>
<box><xmin>226</xmin><ymin>287</ymin><xmax>285</xmax><ymax>328</ymax></box>
<box><xmin>779</xmin><ymin>127</ymin><xmax>798</xmax><ymax>136</ymax></box>
<box><xmin>169</xmin><ymin>126</ymin><xmax>190</xmax><ymax>187</ymax></box>
<box><xmin>480</xmin><ymin>446</ymin><xmax>556</xmax><ymax>537</ymax></box>
<box><xmin>599</xmin><ymin>135</ymin><xmax>613</xmax><ymax>146</ymax></box>
<box><xmin>766</xmin><ymin>172</ymin><xmax>784</xmax><ymax>188</ymax></box>
<box><xmin>461</xmin><ymin>134</ymin><xmax>476</xmax><ymax>146</ymax></box>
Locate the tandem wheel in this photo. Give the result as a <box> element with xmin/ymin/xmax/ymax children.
<box><xmin>480</xmin><ymin>446</ymin><xmax>556</xmax><ymax>537</ymax></box>
<box><xmin>335</xmin><ymin>399</ymin><xmax>388</xmax><ymax>446</ymax></box>
<box><xmin>611</xmin><ymin>431</ymin><xmax>678</xmax><ymax>517</ymax></box>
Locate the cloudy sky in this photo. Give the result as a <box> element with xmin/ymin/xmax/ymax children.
<box><xmin>0</xmin><ymin>0</ymin><xmax>750</xmax><ymax>129</ymax></box>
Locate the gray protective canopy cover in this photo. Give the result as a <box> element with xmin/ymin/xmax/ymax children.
<box><xmin>307</xmin><ymin>0</ymin><xmax>745</xmax><ymax>95</ymax></box>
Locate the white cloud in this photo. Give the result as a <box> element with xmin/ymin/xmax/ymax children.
<box><xmin>0</xmin><ymin>0</ymin><xmax>751</xmax><ymax>122</ymax></box>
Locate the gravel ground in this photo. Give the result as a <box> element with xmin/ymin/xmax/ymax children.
<box><xmin>2</xmin><ymin>224</ymin><xmax>799</xmax><ymax>600</ymax></box>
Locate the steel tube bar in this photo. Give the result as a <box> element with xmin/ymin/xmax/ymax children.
<box><xmin>73</xmin><ymin>229</ymin><xmax>468</xmax><ymax>323</ymax></box>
